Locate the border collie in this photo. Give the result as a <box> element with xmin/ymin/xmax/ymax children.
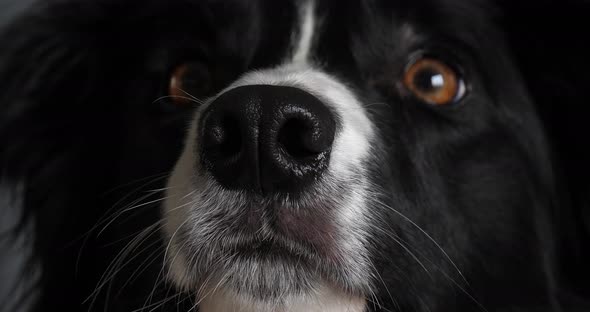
<box><xmin>1</xmin><ymin>0</ymin><xmax>589</xmax><ymax>311</ymax></box>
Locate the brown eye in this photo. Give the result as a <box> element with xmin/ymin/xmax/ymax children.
<box><xmin>169</xmin><ymin>63</ymin><xmax>211</xmax><ymax>106</ymax></box>
<box><xmin>403</xmin><ymin>58</ymin><xmax>466</xmax><ymax>106</ymax></box>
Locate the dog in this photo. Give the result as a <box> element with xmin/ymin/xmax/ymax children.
<box><xmin>1</xmin><ymin>0</ymin><xmax>589</xmax><ymax>311</ymax></box>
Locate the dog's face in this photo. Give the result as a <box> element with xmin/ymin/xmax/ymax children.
<box><xmin>150</xmin><ymin>0</ymin><xmax>553</xmax><ymax>310</ymax></box>
<box><xmin>1</xmin><ymin>0</ymin><xmax>565</xmax><ymax>311</ymax></box>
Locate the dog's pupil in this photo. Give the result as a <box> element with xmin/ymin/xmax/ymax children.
<box><xmin>414</xmin><ymin>67</ymin><xmax>444</xmax><ymax>93</ymax></box>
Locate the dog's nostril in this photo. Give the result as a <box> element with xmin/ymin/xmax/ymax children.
<box><xmin>278</xmin><ymin>118</ymin><xmax>322</xmax><ymax>159</ymax></box>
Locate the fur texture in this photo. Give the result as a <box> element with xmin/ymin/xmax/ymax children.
<box><xmin>1</xmin><ymin>0</ymin><xmax>589</xmax><ymax>311</ymax></box>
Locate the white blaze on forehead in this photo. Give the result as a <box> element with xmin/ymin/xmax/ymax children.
<box><xmin>291</xmin><ymin>0</ymin><xmax>316</xmax><ymax>64</ymax></box>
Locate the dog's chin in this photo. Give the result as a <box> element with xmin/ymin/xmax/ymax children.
<box><xmin>197</xmin><ymin>279</ymin><xmax>367</xmax><ymax>312</ymax></box>
<box><xmin>187</xmin><ymin>235</ymin><xmax>328</xmax><ymax>297</ymax></box>
<box><xmin>166</xmin><ymin>230</ymin><xmax>367</xmax><ymax>310</ymax></box>
<box><xmin>163</xmin><ymin>133</ymin><xmax>373</xmax><ymax>308</ymax></box>
<box><xmin>200</xmin><ymin>250</ymin><xmax>319</xmax><ymax>299</ymax></box>
<box><xmin>191</xmin><ymin>246</ymin><xmax>367</xmax><ymax>312</ymax></box>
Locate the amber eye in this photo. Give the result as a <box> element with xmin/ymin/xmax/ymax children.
<box><xmin>169</xmin><ymin>63</ymin><xmax>211</xmax><ymax>106</ymax></box>
<box><xmin>403</xmin><ymin>58</ymin><xmax>466</xmax><ymax>106</ymax></box>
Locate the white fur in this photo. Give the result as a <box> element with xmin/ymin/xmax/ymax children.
<box><xmin>198</xmin><ymin>284</ymin><xmax>366</xmax><ymax>312</ymax></box>
<box><xmin>290</xmin><ymin>0</ymin><xmax>316</xmax><ymax>65</ymax></box>
<box><xmin>162</xmin><ymin>0</ymin><xmax>375</xmax><ymax>310</ymax></box>
<box><xmin>162</xmin><ymin>138</ymin><xmax>198</xmax><ymax>290</ymax></box>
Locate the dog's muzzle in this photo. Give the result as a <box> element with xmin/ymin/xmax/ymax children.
<box><xmin>163</xmin><ymin>69</ymin><xmax>374</xmax><ymax>299</ymax></box>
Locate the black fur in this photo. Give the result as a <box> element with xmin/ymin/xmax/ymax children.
<box><xmin>0</xmin><ymin>0</ymin><xmax>589</xmax><ymax>311</ymax></box>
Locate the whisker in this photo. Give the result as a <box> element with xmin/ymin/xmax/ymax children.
<box><xmin>152</xmin><ymin>88</ymin><xmax>208</xmax><ymax>107</ymax></box>
<box><xmin>365</xmin><ymin>186</ymin><xmax>488</xmax><ymax>311</ymax></box>
<box><xmin>96</xmin><ymin>192</ymin><xmax>169</xmax><ymax>237</ymax></box>
<box><xmin>130</xmin><ymin>293</ymin><xmax>181</xmax><ymax>312</ymax></box>
<box><xmin>366</xmin><ymin>186</ymin><xmax>468</xmax><ymax>284</ymax></box>
<box><xmin>146</xmin><ymin>208</ymin><xmax>196</xmax><ymax>310</ymax></box>
<box><xmin>76</xmin><ymin>174</ymin><xmax>170</xmax><ymax>275</ymax></box>
<box><xmin>368</xmin><ymin>261</ymin><xmax>397</xmax><ymax>311</ymax></box>
<box><xmin>102</xmin><ymin>172</ymin><xmax>170</xmax><ymax>196</ymax></box>
<box><xmin>117</xmin><ymin>246</ymin><xmax>165</xmax><ymax>297</ymax></box>
<box><xmin>177</xmin><ymin>87</ymin><xmax>207</xmax><ymax>103</ymax></box>
<box><xmin>85</xmin><ymin>221</ymin><xmax>163</xmax><ymax>310</ymax></box>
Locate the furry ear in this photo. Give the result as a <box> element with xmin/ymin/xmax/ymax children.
<box><xmin>0</xmin><ymin>6</ymin><xmax>109</xmax><ymax>311</ymax></box>
<box><xmin>500</xmin><ymin>0</ymin><xmax>590</xmax><ymax>303</ymax></box>
<box><xmin>0</xmin><ymin>181</ymin><xmax>39</xmax><ymax>312</ymax></box>
<box><xmin>0</xmin><ymin>4</ymin><xmax>103</xmax><ymax>177</ymax></box>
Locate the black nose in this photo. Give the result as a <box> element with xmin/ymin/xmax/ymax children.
<box><xmin>199</xmin><ymin>85</ymin><xmax>336</xmax><ymax>194</ymax></box>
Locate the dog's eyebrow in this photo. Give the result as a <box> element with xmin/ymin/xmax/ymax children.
<box><xmin>291</xmin><ymin>0</ymin><xmax>316</xmax><ymax>65</ymax></box>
